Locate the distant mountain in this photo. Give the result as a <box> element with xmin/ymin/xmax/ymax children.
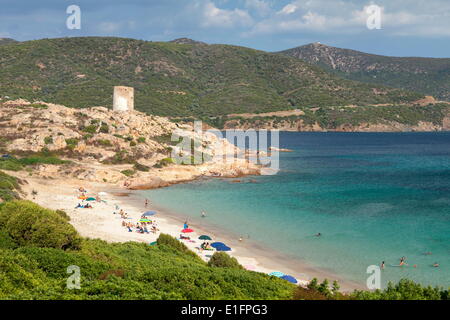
<box><xmin>0</xmin><ymin>37</ymin><xmax>422</xmax><ymax>120</ymax></box>
<box><xmin>279</xmin><ymin>42</ymin><xmax>450</xmax><ymax>101</ymax></box>
<box><xmin>169</xmin><ymin>38</ymin><xmax>207</xmax><ymax>45</ymax></box>
<box><xmin>0</xmin><ymin>38</ymin><xmax>17</xmax><ymax>46</ymax></box>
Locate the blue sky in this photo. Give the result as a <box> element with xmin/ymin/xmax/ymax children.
<box><xmin>1</xmin><ymin>0</ymin><xmax>449</xmax><ymax>57</ymax></box>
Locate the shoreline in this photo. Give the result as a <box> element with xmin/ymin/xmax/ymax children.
<box><xmin>16</xmin><ymin>173</ymin><xmax>365</xmax><ymax>292</ymax></box>
<box><xmin>133</xmin><ymin>189</ymin><xmax>366</xmax><ymax>292</ymax></box>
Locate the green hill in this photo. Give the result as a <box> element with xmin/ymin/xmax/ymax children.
<box><xmin>0</xmin><ymin>38</ymin><xmax>17</xmax><ymax>46</ymax></box>
<box><xmin>279</xmin><ymin>42</ymin><xmax>450</xmax><ymax>101</ymax></box>
<box><xmin>0</xmin><ymin>199</ymin><xmax>295</xmax><ymax>299</ymax></box>
<box><xmin>0</xmin><ymin>37</ymin><xmax>422</xmax><ymax>118</ymax></box>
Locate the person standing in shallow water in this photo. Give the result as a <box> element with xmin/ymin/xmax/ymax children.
<box><xmin>145</xmin><ymin>199</ymin><xmax>149</xmax><ymax>208</ymax></box>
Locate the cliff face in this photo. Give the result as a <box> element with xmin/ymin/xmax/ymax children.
<box><xmin>0</xmin><ymin>99</ymin><xmax>260</xmax><ymax>188</ymax></box>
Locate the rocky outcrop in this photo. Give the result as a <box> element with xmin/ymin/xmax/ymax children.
<box><xmin>0</xmin><ymin>99</ymin><xmax>261</xmax><ymax>188</ymax></box>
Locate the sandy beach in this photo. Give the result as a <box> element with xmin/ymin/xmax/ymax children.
<box><xmin>14</xmin><ymin>173</ymin><xmax>365</xmax><ymax>292</ymax></box>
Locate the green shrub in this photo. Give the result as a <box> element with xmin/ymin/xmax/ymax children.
<box><xmin>0</xmin><ymin>201</ymin><xmax>81</xmax><ymax>250</ymax></box>
<box><xmin>99</xmin><ymin>123</ymin><xmax>109</xmax><ymax>134</ymax></box>
<box><xmin>83</xmin><ymin>134</ymin><xmax>94</xmax><ymax>140</ymax></box>
<box><xmin>65</xmin><ymin>138</ymin><xmax>79</xmax><ymax>150</ymax></box>
<box><xmin>82</xmin><ymin>124</ymin><xmax>98</xmax><ymax>134</ymax></box>
<box><xmin>208</xmin><ymin>252</ymin><xmax>243</xmax><ymax>269</ymax></box>
<box><xmin>137</xmin><ymin>137</ymin><xmax>146</xmax><ymax>143</ymax></box>
<box><xmin>97</xmin><ymin>139</ymin><xmax>112</xmax><ymax>147</ymax></box>
<box><xmin>133</xmin><ymin>162</ymin><xmax>150</xmax><ymax>172</ymax></box>
<box><xmin>130</xmin><ymin>140</ymin><xmax>136</xmax><ymax>147</ymax></box>
<box><xmin>29</xmin><ymin>103</ymin><xmax>48</xmax><ymax>109</ymax></box>
<box><xmin>120</xmin><ymin>169</ymin><xmax>135</xmax><ymax>177</ymax></box>
<box><xmin>0</xmin><ymin>158</ymin><xmax>23</xmax><ymax>171</ymax></box>
<box><xmin>0</xmin><ymin>230</ymin><xmax>18</xmax><ymax>249</ymax></box>
<box><xmin>0</xmin><ymin>171</ymin><xmax>21</xmax><ymax>201</ymax></box>
<box><xmin>156</xmin><ymin>234</ymin><xmax>198</xmax><ymax>259</ymax></box>
<box><xmin>153</xmin><ymin>158</ymin><xmax>175</xmax><ymax>168</ymax></box>
<box><xmin>44</xmin><ymin>136</ymin><xmax>53</xmax><ymax>145</ymax></box>
<box><xmin>18</xmin><ymin>155</ymin><xmax>69</xmax><ymax>166</ymax></box>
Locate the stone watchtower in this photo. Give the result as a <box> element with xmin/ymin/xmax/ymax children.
<box><xmin>113</xmin><ymin>86</ymin><xmax>134</xmax><ymax>112</ymax></box>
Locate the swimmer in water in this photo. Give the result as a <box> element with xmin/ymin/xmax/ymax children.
<box><xmin>381</xmin><ymin>261</ymin><xmax>385</xmax><ymax>269</ymax></box>
<box><xmin>315</xmin><ymin>233</ymin><xmax>322</xmax><ymax>237</ymax></box>
<box><xmin>201</xmin><ymin>211</ymin><xmax>206</xmax><ymax>218</ymax></box>
<box><xmin>433</xmin><ymin>263</ymin><xmax>439</xmax><ymax>268</ymax></box>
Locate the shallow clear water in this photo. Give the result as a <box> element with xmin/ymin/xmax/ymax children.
<box><xmin>143</xmin><ymin>132</ymin><xmax>450</xmax><ymax>288</ymax></box>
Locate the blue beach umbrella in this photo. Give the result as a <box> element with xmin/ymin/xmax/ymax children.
<box><xmin>199</xmin><ymin>235</ymin><xmax>212</xmax><ymax>240</ymax></box>
<box><xmin>211</xmin><ymin>242</ymin><xmax>231</xmax><ymax>251</ymax></box>
<box><xmin>216</xmin><ymin>245</ymin><xmax>231</xmax><ymax>252</ymax></box>
<box><xmin>281</xmin><ymin>275</ymin><xmax>298</xmax><ymax>284</ymax></box>
<box><xmin>268</xmin><ymin>272</ymin><xmax>285</xmax><ymax>278</ymax></box>
<box><xmin>143</xmin><ymin>211</ymin><xmax>157</xmax><ymax>216</ymax></box>
<box><xmin>211</xmin><ymin>242</ymin><xmax>226</xmax><ymax>248</ymax></box>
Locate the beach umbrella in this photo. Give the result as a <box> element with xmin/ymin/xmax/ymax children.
<box><xmin>143</xmin><ymin>211</ymin><xmax>157</xmax><ymax>216</ymax></box>
<box><xmin>182</xmin><ymin>228</ymin><xmax>194</xmax><ymax>233</ymax></box>
<box><xmin>268</xmin><ymin>271</ymin><xmax>285</xmax><ymax>278</ymax></box>
<box><xmin>211</xmin><ymin>242</ymin><xmax>226</xmax><ymax>248</ymax></box>
<box><xmin>140</xmin><ymin>218</ymin><xmax>151</xmax><ymax>223</ymax></box>
<box><xmin>86</xmin><ymin>197</ymin><xmax>96</xmax><ymax>201</ymax></box>
<box><xmin>198</xmin><ymin>235</ymin><xmax>212</xmax><ymax>240</ymax></box>
<box><xmin>281</xmin><ymin>275</ymin><xmax>298</xmax><ymax>284</ymax></box>
<box><xmin>215</xmin><ymin>245</ymin><xmax>231</xmax><ymax>252</ymax></box>
<box><xmin>78</xmin><ymin>196</ymin><xmax>87</xmax><ymax>200</ymax></box>
<box><xmin>149</xmin><ymin>241</ymin><xmax>157</xmax><ymax>246</ymax></box>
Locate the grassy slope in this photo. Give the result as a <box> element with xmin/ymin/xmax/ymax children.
<box><xmin>0</xmin><ymin>37</ymin><xmax>422</xmax><ymax>118</ymax></box>
<box><xmin>0</xmin><ymin>200</ymin><xmax>294</xmax><ymax>300</ymax></box>
<box><xmin>280</xmin><ymin>44</ymin><xmax>450</xmax><ymax>101</ymax></box>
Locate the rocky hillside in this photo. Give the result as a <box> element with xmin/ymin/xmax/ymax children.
<box><xmin>0</xmin><ymin>37</ymin><xmax>422</xmax><ymax>120</ymax></box>
<box><xmin>279</xmin><ymin>42</ymin><xmax>450</xmax><ymax>101</ymax></box>
<box><xmin>222</xmin><ymin>103</ymin><xmax>450</xmax><ymax>132</ymax></box>
<box><xmin>0</xmin><ymin>99</ymin><xmax>259</xmax><ymax>189</ymax></box>
<box><xmin>0</xmin><ymin>38</ymin><xmax>17</xmax><ymax>46</ymax></box>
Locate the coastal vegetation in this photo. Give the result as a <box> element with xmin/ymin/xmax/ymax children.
<box><xmin>0</xmin><ymin>152</ymin><xmax>70</xmax><ymax>172</ymax></box>
<box><xmin>0</xmin><ymin>171</ymin><xmax>21</xmax><ymax>201</ymax></box>
<box><xmin>223</xmin><ymin>103</ymin><xmax>450</xmax><ymax>130</ymax></box>
<box><xmin>0</xmin><ymin>200</ymin><xmax>295</xmax><ymax>299</ymax></box>
<box><xmin>0</xmin><ymin>37</ymin><xmax>422</xmax><ymax>120</ymax></box>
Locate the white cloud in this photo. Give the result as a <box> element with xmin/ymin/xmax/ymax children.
<box><xmin>278</xmin><ymin>3</ymin><xmax>298</xmax><ymax>15</ymax></box>
<box><xmin>201</xmin><ymin>1</ymin><xmax>253</xmax><ymax>28</ymax></box>
<box><xmin>243</xmin><ymin>0</ymin><xmax>450</xmax><ymax>37</ymax></box>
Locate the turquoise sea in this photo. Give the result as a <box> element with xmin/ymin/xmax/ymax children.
<box><xmin>143</xmin><ymin>132</ymin><xmax>450</xmax><ymax>288</ymax></box>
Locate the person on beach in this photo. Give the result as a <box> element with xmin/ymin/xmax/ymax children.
<box><xmin>381</xmin><ymin>261</ymin><xmax>385</xmax><ymax>269</ymax></box>
<box><xmin>239</xmin><ymin>236</ymin><xmax>243</xmax><ymax>242</ymax></box>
